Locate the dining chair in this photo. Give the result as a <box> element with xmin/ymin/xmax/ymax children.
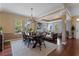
<box><xmin>22</xmin><ymin>32</ymin><xmax>27</xmax><ymax>41</ymax></box>
<box><xmin>22</xmin><ymin>32</ymin><xmax>35</xmax><ymax>47</ymax></box>
<box><xmin>32</xmin><ymin>35</ymin><xmax>46</xmax><ymax>51</ymax></box>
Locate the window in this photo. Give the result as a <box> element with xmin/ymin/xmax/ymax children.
<box><xmin>47</xmin><ymin>23</ymin><xmax>53</xmax><ymax>32</ymax></box>
<box><xmin>15</xmin><ymin>19</ymin><xmax>22</xmax><ymax>34</ymax></box>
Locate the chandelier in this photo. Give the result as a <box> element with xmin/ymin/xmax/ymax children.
<box><xmin>30</xmin><ymin>8</ymin><xmax>35</xmax><ymax>22</ymax></box>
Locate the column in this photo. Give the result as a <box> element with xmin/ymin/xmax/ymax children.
<box><xmin>62</xmin><ymin>15</ymin><xmax>67</xmax><ymax>45</ymax></box>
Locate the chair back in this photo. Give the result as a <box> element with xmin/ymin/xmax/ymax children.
<box><xmin>52</xmin><ymin>33</ymin><xmax>58</xmax><ymax>42</ymax></box>
<box><xmin>22</xmin><ymin>32</ymin><xmax>27</xmax><ymax>40</ymax></box>
<box><xmin>58</xmin><ymin>33</ymin><xmax>62</xmax><ymax>39</ymax></box>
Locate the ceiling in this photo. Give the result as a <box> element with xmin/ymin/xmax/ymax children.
<box><xmin>66</xmin><ymin>3</ymin><xmax>79</xmax><ymax>16</ymax></box>
<box><xmin>0</xmin><ymin>3</ymin><xmax>79</xmax><ymax>19</ymax></box>
<box><xmin>0</xmin><ymin>3</ymin><xmax>64</xmax><ymax>17</ymax></box>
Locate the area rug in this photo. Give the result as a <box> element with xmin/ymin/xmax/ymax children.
<box><xmin>11</xmin><ymin>40</ymin><xmax>57</xmax><ymax>56</ymax></box>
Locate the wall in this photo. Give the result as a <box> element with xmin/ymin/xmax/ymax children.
<box><xmin>71</xmin><ymin>16</ymin><xmax>79</xmax><ymax>38</ymax></box>
<box><xmin>2</xmin><ymin>12</ymin><xmax>25</xmax><ymax>33</ymax></box>
<box><xmin>0</xmin><ymin>12</ymin><xmax>2</xmax><ymax>27</ymax></box>
<box><xmin>71</xmin><ymin>16</ymin><xmax>79</xmax><ymax>26</ymax></box>
<box><xmin>0</xmin><ymin>12</ymin><xmax>26</xmax><ymax>40</ymax></box>
<box><xmin>55</xmin><ymin>20</ymin><xmax>63</xmax><ymax>33</ymax></box>
<box><xmin>46</xmin><ymin>20</ymin><xmax>63</xmax><ymax>33</ymax></box>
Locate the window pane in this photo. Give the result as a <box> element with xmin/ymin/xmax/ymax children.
<box><xmin>15</xmin><ymin>20</ymin><xmax>22</xmax><ymax>33</ymax></box>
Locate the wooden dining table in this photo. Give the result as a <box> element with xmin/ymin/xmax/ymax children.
<box><xmin>25</xmin><ymin>32</ymin><xmax>46</xmax><ymax>49</ymax></box>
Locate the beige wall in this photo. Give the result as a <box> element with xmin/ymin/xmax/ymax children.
<box><xmin>0</xmin><ymin>12</ymin><xmax>2</xmax><ymax>27</ymax></box>
<box><xmin>0</xmin><ymin>12</ymin><xmax>26</xmax><ymax>40</ymax></box>
<box><xmin>1</xmin><ymin>12</ymin><xmax>25</xmax><ymax>33</ymax></box>
<box><xmin>71</xmin><ymin>16</ymin><xmax>79</xmax><ymax>38</ymax></box>
<box><xmin>71</xmin><ymin>16</ymin><xmax>79</xmax><ymax>26</ymax></box>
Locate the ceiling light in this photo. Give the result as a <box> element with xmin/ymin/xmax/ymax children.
<box><xmin>77</xmin><ymin>19</ymin><xmax>79</xmax><ymax>21</ymax></box>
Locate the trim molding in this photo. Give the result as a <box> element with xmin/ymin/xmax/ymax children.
<box><xmin>66</xmin><ymin>8</ymin><xmax>71</xmax><ymax>17</ymax></box>
<box><xmin>38</xmin><ymin>7</ymin><xmax>65</xmax><ymax>19</ymax></box>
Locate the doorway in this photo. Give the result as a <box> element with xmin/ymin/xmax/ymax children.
<box><xmin>76</xmin><ymin>21</ymin><xmax>79</xmax><ymax>39</ymax></box>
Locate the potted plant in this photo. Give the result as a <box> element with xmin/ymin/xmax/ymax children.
<box><xmin>71</xmin><ymin>26</ymin><xmax>75</xmax><ymax>39</ymax></box>
<box><xmin>0</xmin><ymin>27</ymin><xmax>2</xmax><ymax>35</ymax></box>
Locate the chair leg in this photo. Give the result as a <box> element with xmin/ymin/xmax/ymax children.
<box><xmin>39</xmin><ymin>44</ymin><xmax>41</xmax><ymax>51</ymax></box>
<box><xmin>32</xmin><ymin>40</ymin><xmax>35</xmax><ymax>45</ymax></box>
<box><xmin>39</xmin><ymin>42</ymin><xmax>42</xmax><ymax>51</ymax></box>
<box><xmin>43</xmin><ymin>41</ymin><xmax>46</xmax><ymax>48</ymax></box>
<box><xmin>23</xmin><ymin>39</ymin><xmax>25</xmax><ymax>41</ymax></box>
<box><xmin>27</xmin><ymin>40</ymin><xmax>30</xmax><ymax>48</ymax></box>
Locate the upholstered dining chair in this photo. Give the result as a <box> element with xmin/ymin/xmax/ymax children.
<box><xmin>22</xmin><ymin>32</ymin><xmax>27</xmax><ymax>41</ymax></box>
<box><xmin>32</xmin><ymin>35</ymin><xmax>46</xmax><ymax>51</ymax></box>
<box><xmin>22</xmin><ymin>32</ymin><xmax>35</xmax><ymax>48</ymax></box>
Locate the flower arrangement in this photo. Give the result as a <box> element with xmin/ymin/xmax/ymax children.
<box><xmin>28</xmin><ymin>28</ymin><xmax>33</xmax><ymax>32</ymax></box>
<box><xmin>0</xmin><ymin>27</ymin><xmax>2</xmax><ymax>34</ymax></box>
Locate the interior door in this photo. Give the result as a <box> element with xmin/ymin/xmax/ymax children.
<box><xmin>76</xmin><ymin>21</ymin><xmax>79</xmax><ymax>39</ymax></box>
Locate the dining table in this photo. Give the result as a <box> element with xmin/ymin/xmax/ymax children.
<box><xmin>25</xmin><ymin>32</ymin><xmax>46</xmax><ymax>49</ymax></box>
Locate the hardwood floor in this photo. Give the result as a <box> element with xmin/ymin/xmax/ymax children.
<box><xmin>48</xmin><ymin>39</ymin><xmax>79</xmax><ymax>56</ymax></box>
<box><xmin>1</xmin><ymin>38</ymin><xmax>79</xmax><ymax>56</ymax></box>
<box><xmin>0</xmin><ymin>41</ymin><xmax>12</xmax><ymax>56</ymax></box>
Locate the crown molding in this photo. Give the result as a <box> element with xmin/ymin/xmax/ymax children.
<box><xmin>66</xmin><ymin>8</ymin><xmax>71</xmax><ymax>17</ymax></box>
<box><xmin>38</xmin><ymin>7</ymin><xmax>65</xmax><ymax>19</ymax></box>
